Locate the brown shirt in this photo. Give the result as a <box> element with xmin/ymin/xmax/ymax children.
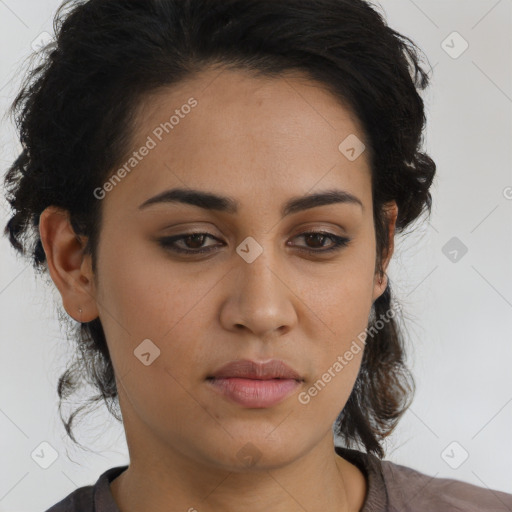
<box><xmin>45</xmin><ymin>445</ymin><xmax>512</xmax><ymax>511</ymax></box>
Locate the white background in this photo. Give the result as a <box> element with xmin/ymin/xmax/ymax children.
<box><xmin>0</xmin><ymin>0</ymin><xmax>511</xmax><ymax>510</ymax></box>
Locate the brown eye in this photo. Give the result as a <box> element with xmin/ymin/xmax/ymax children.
<box><xmin>158</xmin><ymin>232</ymin><xmax>221</xmax><ymax>254</ymax></box>
<box><xmin>291</xmin><ymin>231</ymin><xmax>351</xmax><ymax>253</ymax></box>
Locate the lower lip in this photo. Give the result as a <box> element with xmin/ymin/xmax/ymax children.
<box><xmin>206</xmin><ymin>377</ymin><xmax>301</xmax><ymax>408</ymax></box>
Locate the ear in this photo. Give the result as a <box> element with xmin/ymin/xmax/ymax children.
<box><xmin>372</xmin><ymin>200</ymin><xmax>398</xmax><ymax>302</ymax></box>
<box><xmin>39</xmin><ymin>206</ymin><xmax>99</xmax><ymax>323</ymax></box>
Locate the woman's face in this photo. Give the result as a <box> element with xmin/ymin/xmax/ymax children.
<box><xmin>55</xmin><ymin>67</ymin><xmax>396</xmax><ymax>471</ymax></box>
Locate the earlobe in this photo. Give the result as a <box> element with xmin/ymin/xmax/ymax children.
<box><xmin>39</xmin><ymin>206</ymin><xmax>99</xmax><ymax>322</ymax></box>
<box><xmin>372</xmin><ymin>272</ymin><xmax>387</xmax><ymax>304</ymax></box>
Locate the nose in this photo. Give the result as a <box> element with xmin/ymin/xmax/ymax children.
<box><xmin>219</xmin><ymin>245</ymin><xmax>298</xmax><ymax>339</ymax></box>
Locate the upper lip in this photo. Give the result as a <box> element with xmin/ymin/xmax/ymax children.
<box><xmin>208</xmin><ymin>359</ymin><xmax>303</xmax><ymax>381</ymax></box>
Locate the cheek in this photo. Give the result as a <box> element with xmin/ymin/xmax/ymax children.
<box><xmin>95</xmin><ymin>235</ymin><xmax>222</xmax><ymax>392</ymax></box>
<box><xmin>292</xmin><ymin>254</ymin><xmax>375</xmax><ymax>346</ymax></box>
<box><xmin>297</xmin><ymin>350</ymin><xmax>363</xmax><ymax>420</ymax></box>
<box><xmin>288</xmin><ymin>256</ymin><xmax>373</xmax><ymax>411</ymax></box>
<box><xmin>96</xmin><ymin>251</ymin><xmax>215</xmax><ymax>438</ymax></box>
<box><xmin>96</xmin><ymin>231</ymin><xmax>198</xmax><ymax>338</ymax></box>
<box><xmin>295</xmin><ymin>277</ymin><xmax>370</xmax><ymax>419</ymax></box>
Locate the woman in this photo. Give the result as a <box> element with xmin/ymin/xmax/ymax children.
<box><xmin>3</xmin><ymin>0</ymin><xmax>511</xmax><ymax>511</ymax></box>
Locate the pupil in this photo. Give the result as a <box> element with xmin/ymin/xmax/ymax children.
<box><xmin>187</xmin><ymin>234</ymin><xmax>204</xmax><ymax>248</ymax></box>
<box><xmin>306</xmin><ymin>234</ymin><xmax>325</xmax><ymax>248</ymax></box>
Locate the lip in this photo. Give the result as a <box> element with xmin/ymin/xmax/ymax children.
<box><xmin>206</xmin><ymin>377</ymin><xmax>301</xmax><ymax>408</ymax></box>
<box><xmin>206</xmin><ymin>359</ymin><xmax>304</xmax><ymax>408</ymax></box>
<box><xmin>208</xmin><ymin>359</ymin><xmax>303</xmax><ymax>380</ymax></box>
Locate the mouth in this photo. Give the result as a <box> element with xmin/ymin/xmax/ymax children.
<box><xmin>206</xmin><ymin>376</ymin><xmax>302</xmax><ymax>408</ymax></box>
<box><xmin>206</xmin><ymin>359</ymin><xmax>304</xmax><ymax>408</ymax></box>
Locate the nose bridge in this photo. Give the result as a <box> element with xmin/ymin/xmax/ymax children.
<box><xmin>236</xmin><ymin>235</ymin><xmax>282</xmax><ymax>302</ymax></box>
<box><xmin>238</xmin><ymin>238</ymin><xmax>278</xmax><ymax>290</ymax></box>
<box><xmin>225</xmin><ymin>236</ymin><xmax>297</xmax><ymax>335</ymax></box>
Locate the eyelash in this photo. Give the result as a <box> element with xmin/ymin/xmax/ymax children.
<box><xmin>157</xmin><ymin>231</ymin><xmax>351</xmax><ymax>255</ymax></box>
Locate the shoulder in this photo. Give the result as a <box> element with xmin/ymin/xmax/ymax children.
<box><xmin>334</xmin><ymin>445</ymin><xmax>512</xmax><ymax>512</ymax></box>
<box><xmin>44</xmin><ymin>485</ymin><xmax>94</xmax><ymax>512</ymax></box>
<box><xmin>43</xmin><ymin>465</ymin><xmax>128</xmax><ymax>512</ymax></box>
<box><xmin>380</xmin><ymin>458</ymin><xmax>512</xmax><ymax>512</ymax></box>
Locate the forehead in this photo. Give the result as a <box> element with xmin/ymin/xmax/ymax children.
<box><xmin>100</xmin><ymin>66</ymin><xmax>372</xmax><ymax>220</ymax></box>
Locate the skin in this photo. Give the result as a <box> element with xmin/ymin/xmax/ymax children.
<box><xmin>39</xmin><ymin>66</ymin><xmax>397</xmax><ymax>512</ymax></box>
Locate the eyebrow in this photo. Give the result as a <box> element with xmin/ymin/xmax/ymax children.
<box><xmin>138</xmin><ymin>187</ymin><xmax>364</xmax><ymax>217</ymax></box>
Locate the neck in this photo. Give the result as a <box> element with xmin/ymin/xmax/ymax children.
<box><xmin>110</xmin><ymin>436</ymin><xmax>367</xmax><ymax>512</ymax></box>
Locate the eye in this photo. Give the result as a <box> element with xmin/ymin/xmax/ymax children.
<box><xmin>291</xmin><ymin>231</ymin><xmax>351</xmax><ymax>253</ymax></box>
<box><xmin>158</xmin><ymin>232</ymin><xmax>221</xmax><ymax>255</ymax></box>
<box><xmin>157</xmin><ymin>231</ymin><xmax>351</xmax><ymax>255</ymax></box>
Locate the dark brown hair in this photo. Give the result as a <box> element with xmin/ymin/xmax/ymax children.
<box><xmin>3</xmin><ymin>0</ymin><xmax>436</xmax><ymax>458</ymax></box>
